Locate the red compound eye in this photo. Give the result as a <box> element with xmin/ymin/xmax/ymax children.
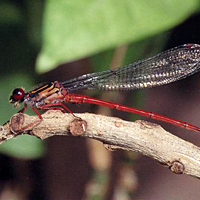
<box><xmin>12</xmin><ymin>88</ymin><xmax>25</xmax><ymax>101</ymax></box>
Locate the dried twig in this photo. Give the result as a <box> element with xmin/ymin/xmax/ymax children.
<box><xmin>1</xmin><ymin>110</ymin><xmax>200</xmax><ymax>179</ymax></box>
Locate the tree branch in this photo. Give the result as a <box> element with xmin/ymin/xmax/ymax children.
<box><xmin>1</xmin><ymin>110</ymin><xmax>200</xmax><ymax>179</ymax></box>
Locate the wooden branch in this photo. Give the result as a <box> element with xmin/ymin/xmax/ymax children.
<box><xmin>1</xmin><ymin>110</ymin><xmax>200</xmax><ymax>179</ymax></box>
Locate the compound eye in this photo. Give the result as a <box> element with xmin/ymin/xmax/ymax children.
<box><xmin>12</xmin><ymin>88</ymin><xmax>25</xmax><ymax>101</ymax></box>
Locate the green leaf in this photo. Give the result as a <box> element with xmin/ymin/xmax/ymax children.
<box><xmin>0</xmin><ymin>135</ymin><xmax>45</xmax><ymax>159</ymax></box>
<box><xmin>37</xmin><ymin>0</ymin><xmax>199</xmax><ymax>73</ymax></box>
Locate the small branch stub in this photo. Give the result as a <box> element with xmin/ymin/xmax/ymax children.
<box><xmin>10</xmin><ymin>113</ymin><xmax>25</xmax><ymax>133</ymax></box>
<box><xmin>9</xmin><ymin>113</ymin><xmax>41</xmax><ymax>134</ymax></box>
<box><xmin>68</xmin><ymin>118</ymin><xmax>87</xmax><ymax>136</ymax></box>
<box><xmin>169</xmin><ymin>160</ymin><xmax>185</xmax><ymax>174</ymax></box>
<box><xmin>137</xmin><ymin>119</ymin><xmax>160</xmax><ymax>129</ymax></box>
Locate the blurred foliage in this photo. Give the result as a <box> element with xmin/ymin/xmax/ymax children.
<box><xmin>0</xmin><ymin>0</ymin><xmax>44</xmax><ymax>159</ymax></box>
<box><xmin>37</xmin><ymin>0</ymin><xmax>199</xmax><ymax>73</ymax></box>
<box><xmin>0</xmin><ymin>135</ymin><xmax>45</xmax><ymax>159</ymax></box>
<box><xmin>0</xmin><ymin>0</ymin><xmax>199</xmax><ymax>159</ymax></box>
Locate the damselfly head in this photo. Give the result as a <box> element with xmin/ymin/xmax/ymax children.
<box><xmin>9</xmin><ymin>88</ymin><xmax>25</xmax><ymax>107</ymax></box>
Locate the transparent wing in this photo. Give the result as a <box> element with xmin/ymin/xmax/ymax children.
<box><xmin>62</xmin><ymin>44</ymin><xmax>200</xmax><ymax>92</ymax></box>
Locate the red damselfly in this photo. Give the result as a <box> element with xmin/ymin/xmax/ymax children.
<box><xmin>9</xmin><ymin>44</ymin><xmax>200</xmax><ymax>132</ymax></box>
